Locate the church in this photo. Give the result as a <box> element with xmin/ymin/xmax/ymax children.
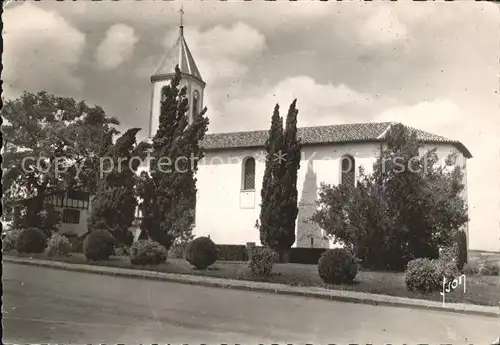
<box><xmin>143</xmin><ymin>21</ymin><xmax>472</xmax><ymax>249</ymax></box>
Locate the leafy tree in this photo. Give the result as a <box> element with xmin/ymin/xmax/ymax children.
<box><xmin>2</xmin><ymin>91</ymin><xmax>119</xmax><ymax>228</ymax></box>
<box><xmin>258</xmin><ymin>100</ymin><xmax>301</xmax><ymax>259</ymax></box>
<box><xmin>312</xmin><ymin>124</ymin><xmax>468</xmax><ymax>271</ymax></box>
<box><xmin>89</xmin><ymin>128</ymin><xmax>148</xmax><ymax>246</ymax></box>
<box><xmin>137</xmin><ymin>66</ymin><xmax>209</xmax><ymax>250</ymax></box>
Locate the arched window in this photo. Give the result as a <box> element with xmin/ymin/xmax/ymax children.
<box><xmin>192</xmin><ymin>90</ymin><xmax>199</xmax><ymax>119</ymax></box>
<box><xmin>340</xmin><ymin>155</ymin><xmax>355</xmax><ymax>187</ymax></box>
<box><xmin>242</xmin><ymin>157</ymin><xmax>256</xmax><ymax>190</ymax></box>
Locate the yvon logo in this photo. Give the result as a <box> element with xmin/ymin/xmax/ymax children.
<box><xmin>440</xmin><ymin>274</ymin><xmax>466</xmax><ymax>306</ymax></box>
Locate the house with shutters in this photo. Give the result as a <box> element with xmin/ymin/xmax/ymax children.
<box><xmin>6</xmin><ymin>190</ymin><xmax>91</xmax><ymax>236</ymax></box>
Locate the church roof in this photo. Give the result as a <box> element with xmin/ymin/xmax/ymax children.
<box><xmin>151</xmin><ymin>26</ymin><xmax>203</xmax><ymax>82</ymax></box>
<box><xmin>200</xmin><ymin>122</ymin><xmax>472</xmax><ymax>158</ymax></box>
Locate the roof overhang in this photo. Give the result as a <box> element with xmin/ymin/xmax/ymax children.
<box><xmin>150</xmin><ymin>72</ymin><xmax>206</xmax><ymax>87</ymax></box>
<box><xmin>201</xmin><ymin>138</ymin><xmax>472</xmax><ymax>159</ymax></box>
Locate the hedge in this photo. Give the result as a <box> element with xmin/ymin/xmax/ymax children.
<box><xmin>214</xmin><ymin>244</ymin><xmax>326</xmax><ymax>264</ymax></box>
<box><xmin>217</xmin><ymin>245</ymin><xmax>248</xmax><ymax>261</ymax></box>
<box><xmin>289</xmin><ymin>247</ymin><xmax>327</xmax><ymax>265</ymax></box>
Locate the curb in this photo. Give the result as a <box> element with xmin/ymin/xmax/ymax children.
<box><xmin>4</xmin><ymin>256</ymin><xmax>499</xmax><ymax>318</ymax></box>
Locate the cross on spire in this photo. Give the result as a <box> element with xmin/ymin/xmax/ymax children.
<box><xmin>179</xmin><ymin>6</ymin><xmax>184</xmax><ymax>35</ymax></box>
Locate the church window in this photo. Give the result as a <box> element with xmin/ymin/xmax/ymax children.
<box><xmin>242</xmin><ymin>157</ymin><xmax>256</xmax><ymax>190</ymax></box>
<box><xmin>192</xmin><ymin>90</ymin><xmax>199</xmax><ymax>119</ymax></box>
<box><xmin>340</xmin><ymin>155</ymin><xmax>355</xmax><ymax>187</ymax></box>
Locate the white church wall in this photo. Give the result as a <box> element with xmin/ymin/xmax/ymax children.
<box><xmin>194</xmin><ymin>142</ymin><xmax>383</xmax><ymax>247</ymax></box>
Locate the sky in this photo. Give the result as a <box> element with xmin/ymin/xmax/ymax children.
<box><xmin>3</xmin><ymin>1</ymin><xmax>499</xmax><ymax>251</ymax></box>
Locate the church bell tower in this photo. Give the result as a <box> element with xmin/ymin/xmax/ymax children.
<box><xmin>148</xmin><ymin>8</ymin><xmax>205</xmax><ymax>138</ymax></box>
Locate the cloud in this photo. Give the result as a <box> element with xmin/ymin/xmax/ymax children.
<box><xmin>95</xmin><ymin>24</ymin><xmax>139</xmax><ymax>69</ymax></box>
<box><xmin>357</xmin><ymin>6</ymin><xmax>408</xmax><ymax>46</ymax></box>
<box><xmin>208</xmin><ymin>76</ymin><xmax>376</xmax><ymax>132</ymax></box>
<box><xmin>139</xmin><ymin>22</ymin><xmax>267</xmax><ymax>83</ymax></box>
<box><xmin>373</xmin><ymin>99</ymin><xmax>464</xmax><ymax>136</ymax></box>
<box><xmin>2</xmin><ymin>3</ymin><xmax>86</xmax><ymax>98</ymax></box>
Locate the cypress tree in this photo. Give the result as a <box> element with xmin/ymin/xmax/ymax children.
<box><xmin>137</xmin><ymin>66</ymin><xmax>209</xmax><ymax>250</ymax></box>
<box><xmin>259</xmin><ymin>100</ymin><xmax>301</xmax><ymax>258</ymax></box>
<box><xmin>89</xmin><ymin>128</ymin><xmax>142</xmax><ymax>246</ymax></box>
<box><xmin>259</xmin><ymin>104</ymin><xmax>284</xmax><ymax>248</ymax></box>
<box><xmin>280</xmin><ymin>100</ymin><xmax>301</xmax><ymax>248</ymax></box>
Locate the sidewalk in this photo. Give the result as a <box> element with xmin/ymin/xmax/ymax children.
<box><xmin>4</xmin><ymin>256</ymin><xmax>499</xmax><ymax>318</ymax></box>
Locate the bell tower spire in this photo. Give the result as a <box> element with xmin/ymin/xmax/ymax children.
<box><xmin>148</xmin><ymin>7</ymin><xmax>206</xmax><ymax>138</ymax></box>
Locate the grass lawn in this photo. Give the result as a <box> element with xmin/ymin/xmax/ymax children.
<box><xmin>7</xmin><ymin>251</ymin><xmax>500</xmax><ymax>307</ymax></box>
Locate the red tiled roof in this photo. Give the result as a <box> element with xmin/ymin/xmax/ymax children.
<box><xmin>200</xmin><ymin>122</ymin><xmax>472</xmax><ymax>158</ymax></box>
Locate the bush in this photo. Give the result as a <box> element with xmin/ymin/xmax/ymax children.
<box><xmin>405</xmin><ymin>258</ymin><xmax>440</xmax><ymax>293</ymax></box>
<box><xmin>439</xmin><ymin>245</ymin><xmax>457</xmax><ymax>263</ymax></box>
<box><xmin>129</xmin><ymin>240</ymin><xmax>167</xmax><ymax>265</ymax></box>
<box><xmin>115</xmin><ymin>246</ymin><xmax>130</xmax><ymax>256</ymax></box>
<box><xmin>462</xmin><ymin>263</ymin><xmax>480</xmax><ymax>275</ymax></box>
<box><xmin>45</xmin><ymin>233</ymin><xmax>72</xmax><ymax>257</ymax></box>
<box><xmin>404</xmin><ymin>258</ymin><xmax>459</xmax><ymax>293</ymax></box>
<box><xmin>249</xmin><ymin>247</ymin><xmax>278</xmax><ymax>276</ymax></box>
<box><xmin>2</xmin><ymin>229</ymin><xmax>22</xmax><ymax>252</ymax></box>
<box><xmin>185</xmin><ymin>237</ymin><xmax>218</xmax><ymax>269</ymax></box>
<box><xmin>61</xmin><ymin>232</ymin><xmax>79</xmax><ymax>252</ymax></box>
<box><xmin>16</xmin><ymin>227</ymin><xmax>47</xmax><ymax>254</ymax></box>
<box><xmin>169</xmin><ymin>240</ymin><xmax>190</xmax><ymax>259</ymax></box>
<box><xmin>317</xmin><ymin>248</ymin><xmax>358</xmax><ymax>284</ymax></box>
<box><xmin>83</xmin><ymin>229</ymin><xmax>115</xmax><ymax>261</ymax></box>
<box><xmin>480</xmin><ymin>262</ymin><xmax>500</xmax><ymax>276</ymax></box>
<box><xmin>435</xmin><ymin>259</ymin><xmax>460</xmax><ymax>280</ymax></box>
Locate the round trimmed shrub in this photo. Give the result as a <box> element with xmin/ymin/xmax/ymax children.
<box><xmin>405</xmin><ymin>258</ymin><xmax>460</xmax><ymax>293</ymax></box>
<box><xmin>46</xmin><ymin>233</ymin><xmax>72</xmax><ymax>257</ymax></box>
<box><xmin>129</xmin><ymin>240</ymin><xmax>167</xmax><ymax>265</ymax></box>
<box><xmin>249</xmin><ymin>247</ymin><xmax>278</xmax><ymax>276</ymax></box>
<box><xmin>185</xmin><ymin>236</ymin><xmax>218</xmax><ymax>269</ymax></box>
<box><xmin>2</xmin><ymin>229</ymin><xmax>22</xmax><ymax>252</ymax></box>
<box><xmin>16</xmin><ymin>227</ymin><xmax>47</xmax><ymax>254</ymax></box>
<box><xmin>317</xmin><ymin>248</ymin><xmax>358</xmax><ymax>284</ymax></box>
<box><xmin>83</xmin><ymin>229</ymin><xmax>115</xmax><ymax>261</ymax></box>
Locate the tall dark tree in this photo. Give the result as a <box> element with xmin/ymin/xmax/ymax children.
<box><xmin>137</xmin><ymin>66</ymin><xmax>209</xmax><ymax>250</ymax></box>
<box><xmin>89</xmin><ymin>128</ymin><xmax>146</xmax><ymax>246</ymax></box>
<box><xmin>312</xmin><ymin>124</ymin><xmax>468</xmax><ymax>271</ymax></box>
<box><xmin>280</xmin><ymin>100</ymin><xmax>301</xmax><ymax>248</ymax></box>
<box><xmin>258</xmin><ymin>100</ymin><xmax>301</xmax><ymax>259</ymax></box>
<box><xmin>2</xmin><ymin>91</ymin><xmax>119</xmax><ymax>229</ymax></box>
<box><xmin>259</xmin><ymin>104</ymin><xmax>285</xmax><ymax>248</ymax></box>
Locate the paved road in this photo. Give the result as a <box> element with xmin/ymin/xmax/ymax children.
<box><xmin>3</xmin><ymin>262</ymin><xmax>499</xmax><ymax>344</ymax></box>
